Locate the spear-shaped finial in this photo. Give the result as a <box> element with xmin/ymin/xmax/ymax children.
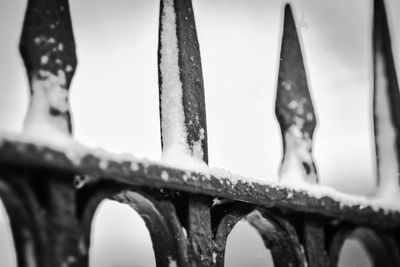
<box><xmin>19</xmin><ymin>0</ymin><xmax>77</xmax><ymax>136</ymax></box>
<box><xmin>372</xmin><ymin>0</ymin><xmax>400</xmax><ymax>199</ymax></box>
<box><xmin>275</xmin><ymin>4</ymin><xmax>318</xmax><ymax>184</ymax></box>
<box><xmin>158</xmin><ymin>0</ymin><xmax>208</xmax><ymax>165</ymax></box>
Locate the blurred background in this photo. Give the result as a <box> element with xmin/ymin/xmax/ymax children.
<box><xmin>0</xmin><ymin>0</ymin><xmax>399</xmax><ymax>266</ymax></box>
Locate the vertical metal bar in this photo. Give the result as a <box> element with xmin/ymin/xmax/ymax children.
<box><xmin>20</xmin><ymin>0</ymin><xmax>77</xmax><ymax>135</ymax></box>
<box><xmin>372</xmin><ymin>0</ymin><xmax>400</xmax><ymax>197</ymax></box>
<box><xmin>158</xmin><ymin>0</ymin><xmax>213</xmax><ymax>266</ymax></box>
<box><xmin>302</xmin><ymin>218</ymin><xmax>329</xmax><ymax>267</ymax></box>
<box><xmin>275</xmin><ymin>4</ymin><xmax>318</xmax><ymax>184</ymax></box>
<box><xmin>45</xmin><ymin>175</ymin><xmax>87</xmax><ymax>267</ymax></box>
<box><xmin>186</xmin><ymin>194</ymin><xmax>213</xmax><ymax>266</ymax></box>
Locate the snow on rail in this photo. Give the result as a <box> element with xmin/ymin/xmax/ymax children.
<box><xmin>0</xmin><ymin>132</ymin><xmax>399</xmax><ymax>220</ymax></box>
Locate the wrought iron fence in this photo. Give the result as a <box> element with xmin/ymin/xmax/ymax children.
<box><xmin>0</xmin><ymin>0</ymin><xmax>399</xmax><ymax>266</ymax></box>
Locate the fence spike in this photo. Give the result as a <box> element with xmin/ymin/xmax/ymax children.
<box><xmin>158</xmin><ymin>0</ymin><xmax>208</xmax><ymax>165</ymax></box>
<box><xmin>158</xmin><ymin>2</ymin><xmax>214</xmax><ymax>266</ymax></box>
<box><xmin>19</xmin><ymin>0</ymin><xmax>77</xmax><ymax>136</ymax></box>
<box><xmin>372</xmin><ymin>0</ymin><xmax>400</xmax><ymax>198</ymax></box>
<box><xmin>275</xmin><ymin>4</ymin><xmax>318</xmax><ymax>184</ymax></box>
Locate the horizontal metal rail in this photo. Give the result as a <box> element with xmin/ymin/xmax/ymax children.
<box><xmin>0</xmin><ymin>137</ymin><xmax>399</xmax><ymax>228</ymax></box>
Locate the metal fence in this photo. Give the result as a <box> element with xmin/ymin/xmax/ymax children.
<box><xmin>0</xmin><ymin>0</ymin><xmax>399</xmax><ymax>266</ymax></box>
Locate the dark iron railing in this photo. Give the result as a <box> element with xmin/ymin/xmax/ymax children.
<box><xmin>0</xmin><ymin>0</ymin><xmax>400</xmax><ymax>266</ymax></box>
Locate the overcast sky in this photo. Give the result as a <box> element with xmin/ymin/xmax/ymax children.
<box><xmin>0</xmin><ymin>0</ymin><xmax>399</xmax><ymax>266</ymax></box>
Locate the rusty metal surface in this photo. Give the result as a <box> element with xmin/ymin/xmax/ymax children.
<box><xmin>0</xmin><ymin>138</ymin><xmax>399</xmax><ymax>229</ymax></box>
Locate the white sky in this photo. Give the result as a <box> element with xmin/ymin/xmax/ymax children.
<box><xmin>0</xmin><ymin>0</ymin><xmax>400</xmax><ymax>266</ymax></box>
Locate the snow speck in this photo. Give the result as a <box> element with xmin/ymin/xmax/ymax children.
<box><xmin>99</xmin><ymin>159</ymin><xmax>108</xmax><ymax>170</ymax></box>
<box><xmin>212</xmin><ymin>252</ymin><xmax>217</xmax><ymax>263</ymax></box>
<box><xmin>287</xmin><ymin>100</ymin><xmax>298</xmax><ymax>109</ymax></box>
<box><xmin>373</xmin><ymin>53</ymin><xmax>400</xmax><ymax>201</ymax></box>
<box><xmin>40</xmin><ymin>55</ymin><xmax>49</xmax><ymax>65</ymax></box>
<box><xmin>58</xmin><ymin>43</ymin><xmax>64</xmax><ymax>51</ymax></box>
<box><xmin>161</xmin><ymin>170</ymin><xmax>169</xmax><ymax>181</ymax></box>
<box><xmin>131</xmin><ymin>161</ymin><xmax>140</xmax><ymax>171</ymax></box>
<box><xmin>65</xmin><ymin>65</ymin><xmax>73</xmax><ymax>72</ymax></box>
<box><xmin>212</xmin><ymin>198</ymin><xmax>222</xmax><ymax>206</ymax></box>
<box><xmin>168</xmin><ymin>257</ymin><xmax>177</xmax><ymax>267</ymax></box>
<box><xmin>34</xmin><ymin>36</ymin><xmax>56</xmax><ymax>46</ymax></box>
<box><xmin>62</xmin><ymin>255</ymin><xmax>76</xmax><ymax>267</ymax></box>
<box><xmin>182</xmin><ymin>227</ymin><xmax>188</xmax><ymax>239</ymax></box>
<box><xmin>191</xmin><ymin>128</ymin><xmax>205</xmax><ymax>161</ymax></box>
<box><xmin>282</xmin><ymin>80</ymin><xmax>292</xmax><ymax>91</ymax></box>
<box><xmin>74</xmin><ymin>175</ymin><xmax>89</xmax><ymax>189</ymax></box>
<box><xmin>288</xmin><ymin>98</ymin><xmax>306</xmax><ymax>115</ymax></box>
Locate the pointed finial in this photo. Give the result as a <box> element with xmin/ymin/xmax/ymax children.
<box><xmin>19</xmin><ymin>0</ymin><xmax>77</xmax><ymax>135</ymax></box>
<box><xmin>275</xmin><ymin>4</ymin><xmax>318</xmax><ymax>184</ymax></box>
<box><xmin>372</xmin><ymin>0</ymin><xmax>400</xmax><ymax>198</ymax></box>
<box><xmin>158</xmin><ymin>0</ymin><xmax>208</xmax><ymax>165</ymax></box>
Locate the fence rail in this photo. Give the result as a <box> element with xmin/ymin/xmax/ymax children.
<box><xmin>0</xmin><ymin>0</ymin><xmax>400</xmax><ymax>266</ymax></box>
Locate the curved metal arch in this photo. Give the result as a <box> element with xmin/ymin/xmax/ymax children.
<box><xmin>113</xmin><ymin>188</ymin><xmax>190</xmax><ymax>267</ymax></box>
<box><xmin>212</xmin><ymin>202</ymin><xmax>307</xmax><ymax>267</ymax></box>
<box><xmin>77</xmin><ymin>180</ymin><xmax>124</xmax><ymax>242</ymax></box>
<box><xmin>212</xmin><ymin>201</ymin><xmax>255</xmax><ymax>266</ymax></box>
<box><xmin>329</xmin><ymin>226</ymin><xmax>400</xmax><ymax>267</ymax></box>
<box><xmin>79</xmin><ymin>182</ymin><xmax>190</xmax><ymax>267</ymax></box>
<box><xmin>247</xmin><ymin>209</ymin><xmax>307</xmax><ymax>267</ymax></box>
